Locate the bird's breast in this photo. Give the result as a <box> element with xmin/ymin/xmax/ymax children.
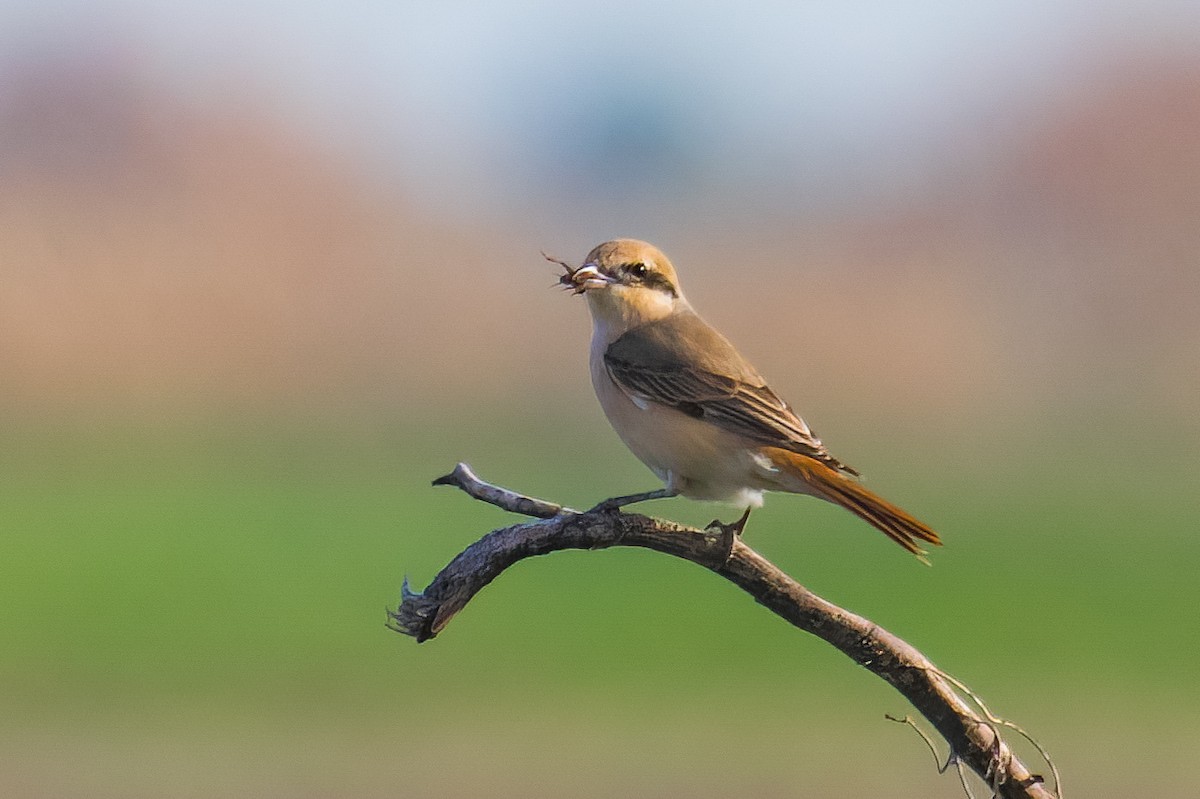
<box><xmin>588</xmin><ymin>336</ymin><xmax>766</xmax><ymax>506</ymax></box>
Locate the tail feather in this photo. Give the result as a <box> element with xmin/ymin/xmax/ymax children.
<box><xmin>762</xmin><ymin>447</ymin><xmax>942</xmax><ymax>558</ymax></box>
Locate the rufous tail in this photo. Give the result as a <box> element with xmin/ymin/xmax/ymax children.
<box><xmin>762</xmin><ymin>446</ymin><xmax>942</xmax><ymax>558</ymax></box>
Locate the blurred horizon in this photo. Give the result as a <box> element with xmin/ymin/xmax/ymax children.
<box><xmin>2</xmin><ymin>3</ymin><xmax>1198</xmax><ymax>797</ymax></box>
<box><xmin>2</xmin><ymin>2</ymin><xmax>1199</xmax><ymax>430</ymax></box>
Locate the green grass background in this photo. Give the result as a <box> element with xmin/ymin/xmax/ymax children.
<box><xmin>1</xmin><ymin>409</ymin><xmax>1196</xmax><ymax>797</ymax></box>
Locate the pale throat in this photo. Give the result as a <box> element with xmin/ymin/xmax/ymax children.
<box><xmin>586</xmin><ymin>286</ymin><xmax>680</xmax><ymax>344</ymax></box>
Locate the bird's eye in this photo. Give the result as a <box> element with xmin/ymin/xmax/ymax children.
<box><xmin>628</xmin><ymin>262</ymin><xmax>649</xmax><ymax>279</ymax></box>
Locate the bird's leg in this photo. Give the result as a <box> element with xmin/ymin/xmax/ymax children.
<box><xmin>588</xmin><ymin>487</ymin><xmax>678</xmax><ymax>514</ymax></box>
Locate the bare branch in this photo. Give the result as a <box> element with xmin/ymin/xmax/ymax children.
<box><xmin>432</xmin><ymin>462</ymin><xmax>572</xmax><ymax>518</ymax></box>
<box><xmin>395</xmin><ymin>464</ymin><xmax>1060</xmax><ymax>799</ymax></box>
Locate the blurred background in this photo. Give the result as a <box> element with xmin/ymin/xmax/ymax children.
<box><xmin>2</xmin><ymin>1</ymin><xmax>1198</xmax><ymax>796</ymax></box>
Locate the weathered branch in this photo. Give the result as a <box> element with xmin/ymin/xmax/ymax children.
<box><xmin>392</xmin><ymin>463</ymin><xmax>1060</xmax><ymax>799</ymax></box>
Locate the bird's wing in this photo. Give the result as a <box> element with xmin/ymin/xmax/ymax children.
<box><xmin>604</xmin><ymin>311</ymin><xmax>858</xmax><ymax>475</ymax></box>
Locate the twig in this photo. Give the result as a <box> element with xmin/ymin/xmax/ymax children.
<box><xmin>393</xmin><ymin>464</ymin><xmax>1059</xmax><ymax>799</ymax></box>
<box><xmin>885</xmin><ymin>714</ymin><xmax>954</xmax><ymax>775</ymax></box>
<box><xmin>432</xmin><ymin>462</ymin><xmax>572</xmax><ymax>518</ymax></box>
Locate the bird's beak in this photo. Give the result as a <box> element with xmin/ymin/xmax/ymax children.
<box><xmin>568</xmin><ymin>263</ymin><xmax>612</xmax><ymax>294</ymax></box>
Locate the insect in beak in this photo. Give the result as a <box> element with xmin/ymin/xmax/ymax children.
<box><xmin>542</xmin><ymin>251</ymin><xmax>581</xmax><ymax>292</ymax></box>
<box><xmin>543</xmin><ymin>251</ymin><xmax>609</xmax><ymax>294</ymax></box>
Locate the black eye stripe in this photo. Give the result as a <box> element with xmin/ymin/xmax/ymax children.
<box><xmin>614</xmin><ymin>260</ymin><xmax>677</xmax><ymax>296</ymax></box>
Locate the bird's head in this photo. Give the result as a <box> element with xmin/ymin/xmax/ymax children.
<box><xmin>557</xmin><ymin>239</ymin><xmax>684</xmax><ymax>331</ymax></box>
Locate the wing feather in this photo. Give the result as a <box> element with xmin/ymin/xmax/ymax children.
<box><xmin>604</xmin><ymin>311</ymin><xmax>858</xmax><ymax>475</ymax></box>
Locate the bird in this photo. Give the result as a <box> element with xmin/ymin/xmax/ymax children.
<box><xmin>554</xmin><ymin>238</ymin><xmax>942</xmax><ymax>559</ymax></box>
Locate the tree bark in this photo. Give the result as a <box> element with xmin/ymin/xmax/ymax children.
<box><xmin>391</xmin><ymin>463</ymin><xmax>1060</xmax><ymax>799</ymax></box>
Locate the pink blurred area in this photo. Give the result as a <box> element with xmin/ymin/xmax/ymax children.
<box><xmin>0</xmin><ymin>27</ymin><xmax>1197</xmax><ymax>441</ymax></box>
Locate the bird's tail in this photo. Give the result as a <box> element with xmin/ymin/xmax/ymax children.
<box><xmin>761</xmin><ymin>446</ymin><xmax>942</xmax><ymax>559</ymax></box>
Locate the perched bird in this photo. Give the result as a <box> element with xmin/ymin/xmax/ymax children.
<box><xmin>555</xmin><ymin>238</ymin><xmax>941</xmax><ymax>558</ymax></box>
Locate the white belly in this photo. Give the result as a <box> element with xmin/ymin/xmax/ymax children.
<box><xmin>589</xmin><ymin>340</ymin><xmax>767</xmax><ymax>507</ymax></box>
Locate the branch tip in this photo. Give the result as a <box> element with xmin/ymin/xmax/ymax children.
<box><xmin>432</xmin><ymin>462</ymin><xmax>471</xmax><ymax>488</ymax></box>
<box><xmin>432</xmin><ymin>461</ymin><xmax>570</xmax><ymax>518</ymax></box>
<box><xmin>388</xmin><ymin>576</ymin><xmax>442</xmax><ymax>641</ymax></box>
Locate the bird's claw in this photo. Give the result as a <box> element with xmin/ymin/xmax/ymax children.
<box><xmin>701</xmin><ymin>519</ymin><xmax>740</xmax><ymax>570</ymax></box>
<box><xmin>711</xmin><ymin>507</ymin><xmax>752</xmax><ymax>537</ymax></box>
<box><xmin>586</xmin><ymin>499</ymin><xmax>623</xmax><ymax>515</ymax></box>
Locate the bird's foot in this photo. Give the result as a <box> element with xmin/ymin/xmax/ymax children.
<box><xmin>702</xmin><ymin>508</ymin><xmax>751</xmax><ymax>570</ymax></box>
<box><xmin>587</xmin><ymin>497</ymin><xmax>623</xmax><ymax>515</ymax></box>
<box><xmin>707</xmin><ymin>507</ymin><xmax>752</xmax><ymax>537</ymax></box>
<box><xmin>586</xmin><ymin>487</ymin><xmax>677</xmax><ymax>515</ymax></box>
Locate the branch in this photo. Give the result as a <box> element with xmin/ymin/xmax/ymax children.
<box><xmin>393</xmin><ymin>463</ymin><xmax>1060</xmax><ymax>799</ymax></box>
<box><xmin>431</xmin><ymin>462</ymin><xmax>571</xmax><ymax>518</ymax></box>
